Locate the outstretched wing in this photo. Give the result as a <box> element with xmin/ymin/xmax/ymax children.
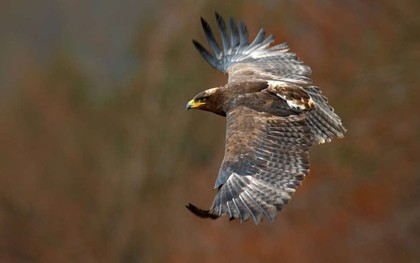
<box><xmin>193</xmin><ymin>13</ymin><xmax>311</xmax><ymax>85</ymax></box>
<box><xmin>193</xmin><ymin>13</ymin><xmax>346</xmax><ymax>143</ymax></box>
<box><xmin>188</xmin><ymin>105</ymin><xmax>312</xmax><ymax>224</ymax></box>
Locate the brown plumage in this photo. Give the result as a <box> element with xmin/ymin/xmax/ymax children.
<box><xmin>186</xmin><ymin>13</ymin><xmax>346</xmax><ymax>224</ymax></box>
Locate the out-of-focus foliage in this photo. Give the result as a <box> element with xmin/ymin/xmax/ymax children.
<box><xmin>0</xmin><ymin>0</ymin><xmax>419</xmax><ymax>262</ymax></box>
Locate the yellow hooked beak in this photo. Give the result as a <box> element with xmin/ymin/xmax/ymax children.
<box><xmin>186</xmin><ymin>99</ymin><xmax>206</xmax><ymax>110</ymax></box>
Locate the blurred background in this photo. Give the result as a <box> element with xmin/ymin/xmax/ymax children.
<box><xmin>0</xmin><ymin>0</ymin><xmax>419</xmax><ymax>262</ymax></box>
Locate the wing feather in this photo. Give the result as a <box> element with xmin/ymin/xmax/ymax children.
<box><xmin>250</xmin><ymin>28</ymin><xmax>266</xmax><ymax>46</ymax></box>
<box><xmin>239</xmin><ymin>21</ymin><xmax>249</xmax><ymax>47</ymax></box>
<box><xmin>200</xmin><ymin>17</ymin><xmax>222</xmax><ymax>60</ymax></box>
<box><xmin>229</xmin><ymin>17</ymin><xmax>240</xmax><ymax>47</ymax></box>
<box><xmin>192</xmin><ymin>40</ymin><xmax>218</xmax><ymax>69</ymax></box>
<box><xmin>215</xmin><ymin>13</ymin><xmax>230</xmax><ymax>54</ymax></box>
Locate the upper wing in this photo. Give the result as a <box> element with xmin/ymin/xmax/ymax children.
<box><xmin>188</xmin><ymin>105</ymin><xmax>312</xmax><ymax>224</ymax></box>
<box><xmin>193</xmin><ymin>13</ymin><xmax>311</xmax><ymax>85</ymax></box>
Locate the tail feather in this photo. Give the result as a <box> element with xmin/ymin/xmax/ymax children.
<box><xmin>186</xmin><ymin>203</ymin><xmax>220</xmax><ymax>220</ymax></box>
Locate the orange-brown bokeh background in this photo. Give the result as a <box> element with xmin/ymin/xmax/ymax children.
<box><xmin>0</xmin><ymin>0</ymin><xmax>419</xmax><ymax>262</ymax></box>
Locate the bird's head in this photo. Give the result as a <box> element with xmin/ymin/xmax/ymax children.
<box><xmin>186</xmin><ymin>87</ymin><xmax>225</xmax><ymax>116</ymax></box>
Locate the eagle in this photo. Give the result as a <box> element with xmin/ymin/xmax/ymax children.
<box><xmin>186</xmin><ymin>13</ymin><xmax>346</xmax><ymax>224</ymax></box>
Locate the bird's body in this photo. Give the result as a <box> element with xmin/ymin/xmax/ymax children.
<box><xmin>186</xmin><ymin>13</ymin><xmax>346</xmax><ymax>224</ymax></box>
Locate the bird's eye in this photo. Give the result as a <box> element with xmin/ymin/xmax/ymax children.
<box><xmin>197</xmin><ymin>97</ymin><xmax>207</xmax><ymax>102</ymax></box>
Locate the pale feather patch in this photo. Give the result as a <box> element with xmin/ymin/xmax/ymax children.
<box><xmin>281</xmin><ymin>97</ymin><xmax>315</xmax><ymax>110</ymax></box>
<box><xmin>266</xmin><ymin>80</ymin><xmax>315</xmax><ymax>111</ymax></box>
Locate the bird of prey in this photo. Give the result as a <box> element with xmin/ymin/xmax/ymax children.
<box><xmin>186</xmin><ymin>13</ymin><xmax>346</xmax><ymax>224</ymax></box>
